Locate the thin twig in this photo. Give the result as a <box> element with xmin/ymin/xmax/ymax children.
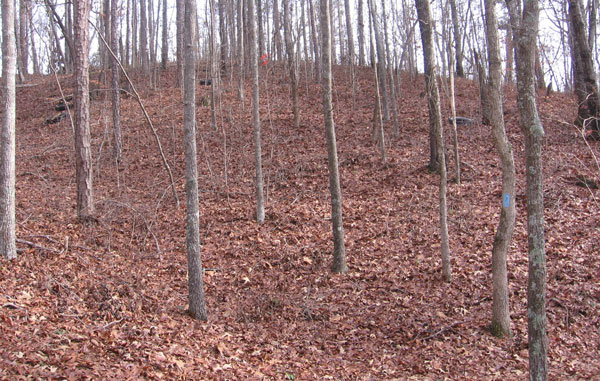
<box><xmin>16</xmin><ymin>238</ymin><xmax>59</xmax><ymax>253</ymax></box>
<box><xmin>90</xmin><ymin>21</ymin><xmax>179</xmax><ymax>207</ymax></box>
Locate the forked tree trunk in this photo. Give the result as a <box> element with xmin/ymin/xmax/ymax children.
<box><xmin>320</xmin><ymin>0</ymin><xmax>348</xmax><ymax>274</ymax></box>
<box><xmin>1</xmin><ymin>0</ymin><xmax>17</xmax><ymax>259</ymax></box>
<box><xmin>506</xmin><ymin>0</ymin><xmax>548</xmax><ymax>378</ymax></box>
<box><xmin>416</xmin><ymin>0</ymin><xmax>451</xmax><ymax>282</ymax></box>
<box><xmin>485</xmin><ymin>0</ymin><xmax>515</xmax><ymax>338</ymax></box>
<box><xmin>249</xmin><ymin>0</ymin><xmax>265</xmax><ymax>224</ymax></box>
<box><xmin>184</xmin><ymin>0</ymin><xmax>208</xmax><ymax>321</ymax></box>
<box><xmin>73</xmin><ymin>0</ymin><xmax>95</xmax><ymax>220</ymax></box>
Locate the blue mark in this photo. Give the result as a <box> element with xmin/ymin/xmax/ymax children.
<box><xmin>503</xmin><ymin>193</ymin><xmax>510</xmax><ymax>208</ymax></box>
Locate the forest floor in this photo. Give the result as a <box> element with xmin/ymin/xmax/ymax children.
<box><xmin>1</xmin><ymin>64</ymin><xmax>599</xmax><ymax>379</ymax></box>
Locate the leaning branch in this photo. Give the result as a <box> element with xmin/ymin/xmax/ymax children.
<box><xmin>90</xmin><ymin>21</ymin><xmax>180</xmax><ymax>207</ymax></box>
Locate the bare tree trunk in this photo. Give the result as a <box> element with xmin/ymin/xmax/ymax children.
<box><xmin>505</xmin><ymin>23</ymin><xmax>514</xmax><ymax>83</ymax></box>
<box><xmin>569</xmin><ymin>0</ymin><xmax>600</xmax><ymax>138</ymax></box>
<box><xmin>238</xmin><ymin>0</ymin><xmax>245</xmax><ymax>102</ymax></box>
<box><xmin>1</xmin><ymin>0</ymin><xmax>17</xmax><ymax>259</ymax></box>
<box><xmin>447</xmin><ymin>43</ymin><xmax>460</xmax><ymax>184</ymax></box>
<box><xmin>219</xmin><ymin>0</ymin><xmax>228</xmax><ymax>76</ymax></box>
<box><xmin>415</xmin><ymin>0</ymin><xmax>440</xmax><ymax>173</ymax></box>
<box><xmin>111</xmin><ymin>0</ymin><xmax>122</xmax><ymax>162</ymax></box>
<box><xmin>249</xmin><ymin>0</ymin><xmax>265</xmax><ymax>224</ymax></box>
<box><xmin>416</xmin><ymin>0</ymin><xmax>451</xmax><ymax>282</ymax></box>
<box><xmin>73</xmin><ymin>0</ymin><xmax>94</xmax><ymax>220</ymax></box>
<box><xmin>321</xmin><ymin>0</ymin><xmax>348</xmax><ymax>274</ymax></box>
<box><xmin>19</xmin><ymin>0</ymin><xmax>29</xmax><ymax>78</ymax></box>
<box><xmin>176</xmin><ymin>0</ymin><xmax>184</xmax><ymax>86</ymax></box>
<box><xmin>357</xmin><ymin>0</ymin><xmax>366</xmax><ymax>66</ymax></box>
<box><xmin>343</xmin><ymin>0</ymin><xmax>355</xmax><ymax>65</ymax></box>
<box><xmin>309</xmin><ymin>0</ymin><xmax>321</xmax><ymax>82</ymax></box>
<box><xmin>161</xmin><ymin>0</ymin><xmax>168</xmax><ymax>69</ymax></box>
<box><xmin>273</xmin><ymin>0</ymin><xmax>282</xmax><ymax>61</ymax></box>
<box><xmin>29</xmin><ymin>6</ymin><xmax>39</xmax><ymax>75</ymax></box>
<box><xmin>485</xmin><ymin>0</ymin><xmax>515</xmax><ymax>338</ymax></box>
<box><xmin>257</xmin><ymin>0</ymin><xmax>264</xmax><ymax>55</ymax></box>
<box><xmin>284</xmin><ymin>0</ymin><xmax>300</xmax><ymax>128</ymax></box>
<box><xmin>449</xmin><ymin>0</ymin><xmax>464</xmax><ymax>77</ymax></box>
<box><xmin>368</xmin><ymin>0</ymin><xmax>390</xmax><ymax>120</ymax></box>
<box><xmin>209</xmin><ymin>0</ymin><xmax>219</xmax><ymax>130</ymax></box>
<box><xmin>183</xmin><ymin>0</ymin><xmax>208</xmax><ymax>321</ymax></box>
<box><xmin>140</xmin><ymin>0</ymin><xmax>149</xmax><ymax>71</ymax></box>
<box><xmin>381</xmin><ymin>0</ymin><xmax>399</xmax><ymax>137</ymax></box>
<box><xmin>126</xmin><ymin>0</ymin><xmax>131</xmax><ymax>66</ymax></box>
<box><xmin>506</xmin><ymin>0</ymin><xmax>548</xmax><ymax>378</ymax></box>
<box><xmin>475</xmin><ymin>52</ymin><xmax>491</xmax><ymax>125</ymax></box>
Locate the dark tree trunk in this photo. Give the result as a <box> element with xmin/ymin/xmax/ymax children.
<box><xmin>449</xmin><ymin>0</ymin><xmax>464</xmax><ymax>77</ymax></box>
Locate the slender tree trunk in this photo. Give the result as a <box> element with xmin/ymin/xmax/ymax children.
<box><xmin>569</xmin><ymin>0</ymin><xmax>600</xmax><ymax>138</ymax></box>
<box><xmin>273</xmin><ymin>0</ymin><xmax>282</xmax><ymax>61</ymax></box>
<box><xmin>29</xmin><ymin>7</ymin><xmax>39</xmax><ymax>75</ymax></box>
<box><xmin>415</xmin><ymin>0</ymin><xmax>440</xmax><ymax>173</ymax></box>
<box><xmin>448</xmin><ymin>43</ymin><xmax>460</xmax><ymax>184</ymax></box>
<box><xmin>249</xmin><ymin>0</ymin><xmax>265</xmax><ymax>224</ymax></box>
<box><xmin>238</xmin><ymin>0</ymin><xmax>245</xmax><ymax>102</ymax></box>
<box><xmin>111</xmin><ymin>0</ymin><xmax>122</xmax><ymax>162</ymax></box>
<box><xmin>140</xmin><ymin>0</ymin><xmax>149</xmax><ymax>71</ymax></box>
<box><xmin>19</xmin><ymin>0</ymin><xmax>29</xmax><ymax>78</ymax></box>
<box><xmin>368</xmin><ymin>0</ymin><xmax>390</xmax><ymax>120</ymax></box>
<box><xmin>1</xmin><ymin>0</ymin><xmax>17</xmax><ymax>259</ymax></box>
<box><xmin>161</xmin><ymin>0</ymin><xmax>168</xmax><ymax>69</ymax></box>
<box><xmin>73</xmin><ymin>0</ymin><xmax>94</xmax><ymax>220</ymax></box>
<box><xmin>126</xmin><ymin>0</ymin><xmax>131</xmax><ymax>66</ymax></box>
<box><xmin>506</xmin><ymin>23</ymin><xmax>514</xmax><ymax>83</ymax></box>
<box><xmin>309</xmin><ymin>0</ymin><xmax>321</xmax><ymax>82</ymax></box>
<box><xmin>321</xmin><ymin>0</ymin><xmax>348</xmax><ymax>274</ymax></box>
<box><xmin>132</xmin><ymin>0</ymin><xmax>138</xmax><ymax>66</ymax></box>
<box><xmin>448</xmin><ymin>0</ymin><xmax>464</xmax><ymax>77</ymax></box>
<box><xmin>382</xmin><ymin>0</ymin><xmax>399</xmax><ymax>137</ymax></box>
<box><xmin>257</xmin><ymin>0</ymin><xmax>264</xmax><ymax>55</ymax></box>
<box><xmin>506</xmin><ymin>0</ymin><xmax>548</xmax><ymax>378</ymax></box>
<box><xmin>183</xmin><ymin>0</ymin><xmax>208</xmax><ymax>321</ymax></box>
<box><xmin>219</xmin><ymin>0</ymin><xmax>228</xmax><ymax>76</ymax></box>
<box><xmin>176</xmin><ymin>0</ymin><xmax>184</xmax><ymax>86</ymax></box>
<box><xmin>357</xmin><ymin>0</ymin><xmax>366</xmax><ymax>66</ymax></box>
<box><xmin>284</xmin><ymin>0</ymin><xmax>300</xmax><ymax>128</ymax></box>
<box><xmin>475</xmin><ymin>52</ymin><xmax>491</xmax><ymax>125</ymax></box>
<box><xmin>209</xmin><ymin>0</ymin><xmax>219</xmax><ymax>130</ymax></box>
<box><xmin>485</xmin><ymin>0</ymin><xmax>515</xmax><ymax>338</ymax></box>
<box><xmin>344</xmin><ymin>0</ymin><xmax>355</xmax><ymax>65</ymax></box>
<box><xmin>416</xmin><ymin>0</ymin><xmax>451</xmax><ymax>282</ymax></box>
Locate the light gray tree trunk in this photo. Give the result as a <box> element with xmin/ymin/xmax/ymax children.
<box><xmin>309</xmin><ymin>0</ymin><xmax>321</xmax><ymax>82</ymax></box>
<box><xmin>209</xmin><ymin>0</ymin><xmax>219</xmax><ymax>130</ymax></box>
<box><xmin>485</xmin><ymin>0</ymin><xmax>515</xmax><ymax>338</ymax></box>
<box><xmin>19</xmin><ymin>0</ymin><xmax>29</xmax><ymax>78</ymax></box>
<box><xmin>257</xmin><ymin>0</ymin><xmax>264</xmax><ymax>56</ymax></box>
<box><xmin>273</xmin><ymin>0</ymin><xmax>282</xmax><ymax>61</ymax></box>
<box><xmin>1</xmin><ymin>0</ymin><xmax>17</xmax><ymax>259</ymax></box>
<box><xmin>506</xmin><ymin>0</ymin><xmax>548</xmax><ymax>378</ymax></box>
<box><xmin>321</xmin><ymin>0</ymin><xmax>348</xmax><ymax>274</ymax></box>
<box><xmin>140</xmin><ymin>0</ymin><xmax>149</xmax><ymax>71</ymax></box>
<box><xmin>73</xmin><ymin>0</ymin><xmax>94</xmax><ymax>220</ymax></box>
<box><xmin>416</xmin><ymin>0</ymin><xmax>451</xmax><ymax>282</ymax></box>
<box><xmin>111</xmin><ymin>0</ymin><xmax>122</xmax><ymax>162</ymax></box>
<box><xmin>368</xmin><ymin>0</ymin><xmax>390</xmax><ymax>120</ymax></box>
<box><xmin>238</xmin><ymin>0</ymin><xmax>245</xmax><ymax>102</ymax></box>
<box><xmin>344</xmin><ymin>0</ymin><xmax>355</xmax><ymax>64</ymax></box>
<box><xmin>249</xmin><ymin>0</ymin><xmax>265</xmax><ymax>224</ymax></box>
<box><xmin>184</xmin><ymin>0</ymin><xmax>208</xmax><ymax>321</ymax></box>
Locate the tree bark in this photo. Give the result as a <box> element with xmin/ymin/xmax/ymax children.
<box><xmin>415</xmin><ymin>0</ymin><xmax>440</xmax><ymax>173</ymax></box>
<box><xmin>111</xmin><ymin>0</ymin><xmax>122</xmax><ymax>162</ymax></box>
<box><xmin>249</xmin><ymin>0</ymin><xmax>265</xmax><ymax>224</ymax></box>
<box><xmin>176</xmin><ymin>0</ymin><xmax>184</xmax><ymax>86</ymax></box>
<box><xmin>368</xmin><ymin>0</ymin><xmax>390</xmax><ymax>120</ymax></box>
<box><xmin>485</xmin><ymin>0</ymin><xmax>515</xmax><ymax>338</ymax></box>
<box><xmin>449</xmin><ymin>0</ymin><xmax>464</xmax><ymax>77</ymax></box>
<box><xmin>73</xmin><ymin>0</ymin><xmax>94</xmax><ymax>220</ymax></box>
<box><xmin>309</xmin><ymin>0</ymin><xmax>321</xmax><ymax>82</ymax></box>
<box><xmin>237</xmin><ymin>0</ymin><xmax>245</xmax><ymax>102</ymax></box>
<box><xmin>161</xmin><ymin>0</ymin><xmax>168</xmax><ymax>69</ymax></box>
<box><xmin>416</xmin><ymin>0</ymin><xmax>451</xmax><ymax>282</ymax></box>
<box><xmin>506</xmin><ymin>0</ymin><xmax>548</xmax><ymax>378</ymax></box>
<box><xmin>321</xmin><ymin>0</ymin><xmax>348</xmax><ymax>274</ymax></box>
<box><xmin>569</xmin><ymin>0</ymin><xmax>600</xmax><ymax>138</ymax></box>
<box><xmin>184</xmin><ymin>0</ymin><xmax>208</xmax><ymax>321</ymax></box>
<box><xmin>1</xmin><ymin>0</ymin><xmax>17</xmax><ymax>259</ymax></box>
<box><xmin>284</xmin><ymin>0</ymin><xmax>300</xmax><ymax>128</ymax></box>
<box><xmin>344</xmin><ymin>0</ymin><xmax>355</xmax><ymax>65</ymax></box>
<box><xmin>357</xmin><ymin>0</ymin><xmax>366</xmax><ymax>66</ymax></box>
<box><xmin>140</xmin><ymin>0</ymin><xmax>149</xmax><ymax>71</ymax></box>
